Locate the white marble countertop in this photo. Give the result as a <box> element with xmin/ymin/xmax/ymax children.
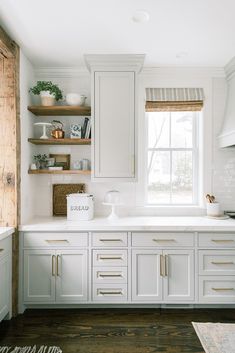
<box><xmin>19</xmin><ymin>216</ymin><xmax>235</xmax><ymax>232</ymax></box>
<box><xmin>0</xmin><ymin>227</ymin><xmax>14</xmax><ymax>241</ymax></box>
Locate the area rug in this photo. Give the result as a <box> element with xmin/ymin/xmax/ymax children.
<box><xmin>0</xmin><ymin>347</ymin><xmax>62</xmax><ymax>353</ymax></box>
<box><xmin>192</xmin><ymin>322</ymin><xmax>235</xmax><ymax>353</ymax></box>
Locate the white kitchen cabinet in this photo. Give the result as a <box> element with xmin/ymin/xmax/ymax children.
<box><xmin>20</xmin><ymin>228</ymin><xmax>235</xmax><ymax>308</ymax></box>
<box><xmin>163</xmin><ymin>250</ymin><xmax>194</xmax><ymax>302</ymax></box>
<box><xmin>94</xmin><ymin>71</ymin><xmax>135</xmax><ymax>179</ymax></box>
<box><xmin>198</xmin><ymin>233</ymin><xmax>235</xmax><ymax>303</ymax></box>
<box><xmin>56</xmin><ymin>250</ymin><xmax>88</xmax><ymax>302</ymax></box>
<box><xmin>132</xmin><ymin>249</ymin><xmax>194</xmax><ymax>302</ymax></box>
<box><xmin>85</xmin><ymin>54</ymin><xmax>145</xmax><ymax>181</ymax></box>
<box><xmin>24</xmin><ymin>249</ymin><xmax>88</xmax><ymax>303</ymax></box>
<box><xmin>132</xmin><ymin>250</ymin><xmax>163</xmax><ymax>301</ymax></box>
<box><xmin>0</xmin><ymin>254</ymin><xmax>10</xmax><ymax>321</ymax></box>
<box><xmin>0</xmin><ymin>235</ymin><xmax>12</xmax><ymax>322</ymax></box>
<box><xmin>24</xmin><ymin>250</ymin><xmax>56</xmax><ymax>302</ymax></box>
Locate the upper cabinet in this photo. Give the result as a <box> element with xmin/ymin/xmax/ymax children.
<box><xmin>85</xmin><ymin>54</ymin><xmax>145</xmax><ymax>181</ymax></box>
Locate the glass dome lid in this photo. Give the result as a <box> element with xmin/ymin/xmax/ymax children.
<box><xmin>103</xmin><ymin>190</ymin><xmax>122</xmax><ymax>205</ymax></box>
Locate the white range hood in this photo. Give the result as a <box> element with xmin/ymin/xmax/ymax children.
<box><xmin>218</xmin><ymin>57</ymin><xmax>235</xmax><ymax>147</ymax></box>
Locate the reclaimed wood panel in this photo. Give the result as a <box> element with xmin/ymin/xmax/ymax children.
<box><xmin>0</xmin><ymin>26</ymin><xmax>20</xmax><ymax>317</ymax></box>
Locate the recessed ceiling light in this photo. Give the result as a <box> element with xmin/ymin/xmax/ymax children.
<box><xmin>132</xmin><ymin>10</ymin><xmax>150</xmax><ymax>23</ymax></box>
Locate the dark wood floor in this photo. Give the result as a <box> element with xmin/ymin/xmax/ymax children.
<box><xmin>1</xmin><ymin>309</ymin><xmax>235</xmax><ymax>353</ymax></box>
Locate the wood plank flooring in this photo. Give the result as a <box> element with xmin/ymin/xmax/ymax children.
<box><xmin>1</xmin><ymin>309</ymin><xmax>235</xmax><ymax>353</ymax></box>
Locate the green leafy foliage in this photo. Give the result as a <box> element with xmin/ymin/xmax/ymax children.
<box><xmin>29</xmin><ymin>81</ymin><xmax>63</xmax><ymax>101</ymax></box>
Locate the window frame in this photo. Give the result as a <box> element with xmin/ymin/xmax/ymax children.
<box><xmin>144</xmin><ymin>110</ymin><xmax>200</xmax><ymax>206</ymax></box>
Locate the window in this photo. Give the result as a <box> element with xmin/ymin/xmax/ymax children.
<box><xmin>146</xmin><ymin>110</ymin><xmax>199</xmax><ymax>205</ymax></box>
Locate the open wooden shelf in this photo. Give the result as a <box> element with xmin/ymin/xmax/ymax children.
<box><xmin>28</xmin><ymin>105</ymin><xmax>91</xmax><ymax>116</ymax></box>
<box><xmin>28</xmin><ymin>169</ymin><xmax>91</xmax><ymax>175</ymax></box>
<box><xmin>28</xmin><ymin>138</ymin><xmax>91</xmax><ymax>145</ymax></box>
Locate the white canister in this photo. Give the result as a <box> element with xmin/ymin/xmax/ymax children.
<box><xmin>206</xmin><ymin>202</ymin><xmax>221</xmax><ymax>217</ymax></box>
<box><xmin>67</xmin><ymin>193</ymin><xmax>94</xmax><ymax>221</ymax></box>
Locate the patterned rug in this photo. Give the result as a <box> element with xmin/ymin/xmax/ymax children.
<box><xmin>0</xmin><ymin>347</ymin><xmax>62</xmax><ymax>353</ymax></box>
<box><xmin>192</xmin><ymin>322</ymin><xmax>235</xmax><ymax>353</ymax></box>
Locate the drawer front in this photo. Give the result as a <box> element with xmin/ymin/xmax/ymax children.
<box><xmin>93</xmin><ymin>267</ymin><xmax>127</xmax><ymax>284</ymax></box>
<box><xmin>24</xmin><ymin>232</ymin><xmax>88</xmax><ymax>248</ymax></box>
<box><xmin>132</xmin><ymin>233</ymin><xmax>194</xmax><ymax>247</ymax></box>
<box><xmin>92</xmin><ymin>232</ymin><xmax>127</xmax><ymax>247</ymax></box>
<box><xmin>199</xmin><ymin>250</ymin><xmax>235</xmax><ymax>275</ymax></box>
<box><xmin>199</xmin><ymin>276</ymin><xmax>235</xmax><ymax>303</ymax></box>
<box><xmin>198</xmin><ymin>233</ymin><xmax>235</xmax><ymax>248</ymax></box>
<box><xmin>0</xmin><ymin>237</ymin><xmax>11</xmax><ymax>259</ymax></box>
<box><xmin>93</xmin><ymin>250</ymin><xmax>127</xmax><ymax>267</ymax></box>
<box><xmin>93</xmin><ymin>283</ymin><xmax>127</xmax><ymax>302</ymax></box>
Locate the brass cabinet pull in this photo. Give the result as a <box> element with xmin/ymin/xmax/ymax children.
<box><xmin>160</xmin><ymin>255</ymin><xmax>164</xmax><ymax>277</ymax></box>
<box><xmin>98</xmin><ymin>273</ymin><xmax>123</xmax><ymax>278</ymax></box>
<box><xmin>99</xmin><ymin>290</ymin><xmax>123</xmax><ymax>295</ymax></box>
<box><xmin>165</xmin><ymin>255</ymin><xmax>168</xmax><ymax>276</ymax></box>
<box><xmin>46</xmin><ymin>240</ymin><xmax>69</xmax><ymax>243</ymax></box>
<box><xmin>153</xmin><ymin>239</ymin><xmax>176</xmax><ymax>242</ymax></box>
<box><xmin>212</xmin><ymin>239</ymin><xmax>234</xmax><ymax>243</ymax></box>
<box><xmin>212</xmin><ymin>287</ymin><xmax>234</xmax><ymax>291</ymax></box>
<box><xmin>99</xmin><ymin>256</ymin><xmax>122</xmax><ymax>260</ymax></box>
<box><xmin>211</xmin><ymin>261</ymin><xmax>234</xmax><ymax>265</ymax></box>
<box><xmin>100</xmin><ymin>239</ymin><xmax>122</xmax><ymax>242</ymax></box>
<box><xmin>56</xmin><ymin>255</ymin><xmax>60</xmax><ymax>276</ymax></box>
<box><xmin>52</xmin><ymin>255</ymin><xmax>56</xmax><ymax>276</ymax></box>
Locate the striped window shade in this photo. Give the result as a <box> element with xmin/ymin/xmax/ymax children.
<box><xmin>145</xmin><ymin>88</ymin><xmax>204</xmax><ymax>112</ymax></box>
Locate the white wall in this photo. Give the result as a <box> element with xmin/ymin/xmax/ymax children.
<box><xmin>212</xmin><ymin>78</ymin><xmax>235</xmax><ymax>211</ymax></box>
<box><xmin>20</xmin><ymin>50</ymin><xmax>36</xmax><ymax>223</ymax></box>
<box><xmin>20</xmin><ymin>64</ymin><xmax>235</xmax><ymax>220</ymax></box>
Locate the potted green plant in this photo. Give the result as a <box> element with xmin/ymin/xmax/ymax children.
<box><xmin>33</xmin><ymin>154</ymin><xmax>48</xmax><ymax>169</ymax></box>
<box><xmin>29</xmin><ymin>81</ymin><xmax>63</xmax><ymax>106</ymax></box>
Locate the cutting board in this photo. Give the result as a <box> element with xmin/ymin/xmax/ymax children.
<box><xmin>53</xmin><ymin>183</ymin><xmax>85</xmax><ymax>216</ymax></box>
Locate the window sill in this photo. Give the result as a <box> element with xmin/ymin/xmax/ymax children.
<box><xmin>126</xmin><ymin>205</ymin><xmax>206</xmax><ymax>217</ymax></box>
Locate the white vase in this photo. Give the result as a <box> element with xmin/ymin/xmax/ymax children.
<box><xmin>40</xmin><ymin>91</ymin><xmax>56</xmax><ymax>106</ymax></box>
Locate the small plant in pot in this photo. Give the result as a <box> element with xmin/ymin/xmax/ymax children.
<box><xmin>33</xmin><ymin>154</ymin><xmax>48</xmax><ymax>169</ymax></box>
<box><xmin>29</xmin><ymin>81</ymin><xmax>63</xmax><ymax>106</ymax></box>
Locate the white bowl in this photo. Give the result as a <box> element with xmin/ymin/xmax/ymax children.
<box><xmin>66</xmin><ymin>93</ymin><xmax>86</xmax><ymax>106</ymax></box>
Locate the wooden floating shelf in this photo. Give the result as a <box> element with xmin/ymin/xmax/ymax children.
<box><xmin>28</xmin><ymin>138</ymin><xmax>91</xmax><ymax>145</ymax></box>
<box><xmin>28</xmin><ymin>105</ymin><xmax>91</xmax><ymax>116</ymax></box>
<box><xmin>28</xmin><ymin>169</ymin><xmax>91</xmax><ymax>175</ymax></box>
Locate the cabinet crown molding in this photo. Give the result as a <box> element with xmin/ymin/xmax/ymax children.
<box><xmin>84</xmin><ymin>54</ymin><xmax>145</xmax><ymax>73</ymax></box>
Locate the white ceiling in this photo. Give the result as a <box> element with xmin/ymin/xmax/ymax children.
<box><xmin>1</xmin><ymin>0</ymin><xmax>235</xmax><ymax>68</ymax></box>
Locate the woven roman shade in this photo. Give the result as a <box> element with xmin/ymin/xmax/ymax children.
<box><xmin>145</xmin><ymin>88</ymin><xmax>204</xmax><ymax>112</ymax></box>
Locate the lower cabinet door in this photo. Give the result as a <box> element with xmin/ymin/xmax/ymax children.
<box><xmin>24</xmin><ymin>250</ymin><xmax>56</xmax><ymax>303</ymax></box>
<box><xmin>132</xmin><ymin>250</ymin><xmax>162</xmax><ymax>301</ymax></box>
<box><xmin>163</xmin><ymin>250</ymin><xmax>194</xmax><ymax>302</ymax></box>
<box><xmin>0</xmin><ymin>255</ymin><xmax>10</xmax><ymax>321</ymax></box>
<box><xmin>56</xmin><ymin>250</ymin><xmax>88</xmax><ymax>302</ymax></box>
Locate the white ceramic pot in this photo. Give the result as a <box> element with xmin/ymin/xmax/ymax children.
<box><xmin>206</xmin><ymin>202</ymin><xmax>221</xmax><ymax>217</ymax></box>
<box><xmin>40</xmin><ymin>91</ymin><xmax>56</xmax><ymax>106</ymax></box>
<box><xmin>66</xmin><ymin>93</ymin><xmax>87</xmax><ymax>106</ymax></box>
